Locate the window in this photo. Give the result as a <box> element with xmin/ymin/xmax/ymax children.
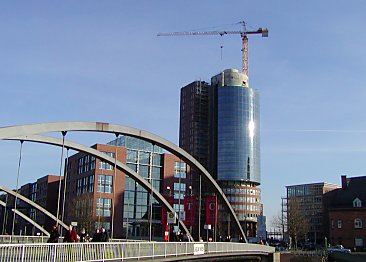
<box><xmin>174</xmin><ymin>192</ymin><xmax>184</xmax><ymax>200</ymax></box>
<box><xmin>96</xmin><ymin>198</ymin><xmax>112</xmax><ymax>217</ymax></box>
<box><xmin>95</xmin><ymin>221</ymin><xmax>110</xmax><ymax>232</ymax></box>
<box><xmin>139</xmin><ymin>151</ymin><xmax>150</xmax><ymax>165</ymax></box>
<box><xmin>99</xmin><ymin>161</ymin><xmax>114</xmax><ymax>170</ymax></box>
<box><xmin>152</xmin><ymin>154</ymin><xmax>161</xmax><ymax>166</ymax></box>
<box><xmin>353</xmin><ymin>198</ymin><xmax>362</xmax><ymax>208</ymax></box>
<box><xmin>174</xmin><ymin>162</ymin><xmax>187</xmax><ymax>178</ymax></box>
<box><xmin>354</xmin><ymin>218</ymin><xmax>363</xmax><ymax>229</ymax></box>
<box><xmin>126</xmin><ymin>149</ymin><xmax>137</xmax><ymax>163</ymax></box>
<box><xmin>355</xmin><ymin>237</ymin><xmax>364</xmax><ymax>247</ymax></box>
<box><xmin>99</xmin><ymin>152</ymin><xmax>115</xmax><ymax>170</ymax></box>
<box><xmin>97</xmin><ymin>175</ymin><xmax>113</xmax><ymax>193</ymax></box>
<box><xmin>138</xmin><ymin>165</ymin><xmax>149</xmax><ymax>178</ymax></box>
<box><xmin>173</xmin><ymin>204</ymin><xmax>184</xmax><ymax>212</ymax></box>
<box><xmin>174</xmin><ymin>183</ymin><xmax>186</xmax><ymax>191</ymax></box>
<box><xmin>337</xmin><ymin>219</ymin><xmax>342</xmax><ymax>229</ymax></box>
<box><xmin>90</xmin><ymin>156</ymin><xmax>96</xmax><ymax>170</ymax></box>
<box><xmin>88</xmin><ymin>175</ymin><xmax>94</xmax><ymax>192</ymax></box>
<box><xmin>151</xmin><ymin>167</ymin><xmax>161</xmax><ymax>180</ymax></box>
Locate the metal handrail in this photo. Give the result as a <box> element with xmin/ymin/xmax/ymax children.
<box><xmin>0</xmin><ymin>241</ymin><xmax>275</xmax><ymax>261</ymax></box>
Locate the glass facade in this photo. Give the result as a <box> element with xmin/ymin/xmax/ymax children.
<box><xmin>120</xmin><ymin>136</ymin><xmax>163</xmax><ymax>238</ymax></box>
<box><xmin>217</xmin><ymin>85</ymin><xmax>260</xmax><ymax>183</ymax></box>
<box><xmin>108</xmin><ymin>135</ymin><xmax>163</xmax><ymax>154</ymax></box>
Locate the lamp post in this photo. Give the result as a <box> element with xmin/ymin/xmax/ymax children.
<box><xmin>245</xmin><ymin>179</ymin><xmax>249</xmax><ymax>238</ymax></box>
<box><xmin>188</xmin><ymin>185</ymin><xmax>193</xmax><ymax>234</ymax></box>
<box><xmin>178</xmin><ymin>164</ymin><xmax>182</xmax><ymax>222</ymax></box>
<box><xmin>166</xmin><ymin>186</ymin><xmax>172</xmax><ymax>241</ymax></box>
<box><xmin>167</xmin><ymin>186</ymin><xmax>171</xmax><ymax>197</ymax></box>
<box><xmin>199</xmin><ymin>174</ymin><xmax>202</xmax><ymax>241</ymax></box>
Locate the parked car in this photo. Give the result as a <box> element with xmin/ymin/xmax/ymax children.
<box><xmin>327</xmin><ymin>245</ymin><xmax>351</xmax><ymax>254</ymax></box>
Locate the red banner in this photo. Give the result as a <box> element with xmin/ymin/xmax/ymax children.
<box><xmin>184</xmin><ymin>195</ymin><xmax>196</xmax><ymax>227</ymax></box>
<box><xmin>161</xmin><ymin>196</ymin><xmax>173</xmax><ymax>226</ymax></box>
<box><xmin>205</xmin><ymin>195</ymin><xmax>217</xmax><ymax>225</ymax></box>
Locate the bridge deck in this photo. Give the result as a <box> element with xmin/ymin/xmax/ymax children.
<box><xmin>0</xmin><ymin>241</ymin><xmax>275</xmax><ymax>261</ymax></box>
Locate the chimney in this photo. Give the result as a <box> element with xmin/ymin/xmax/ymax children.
<box><xmin>341</xmin><ymin>175</ymin><xmax>347</xmax><ymax>189</ymax></box>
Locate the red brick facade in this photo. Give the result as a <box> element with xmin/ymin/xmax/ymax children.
<box><xmin>324</xmin><ymin>175</ymin><xmax>366</xmax><ymax>251</ymax></box>
<box><xmin>328</xmin><ymin>208</ymin><xmax>366</xmax><ymax>250</ymax></box>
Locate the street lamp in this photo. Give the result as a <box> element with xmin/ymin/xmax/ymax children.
<box><xmin>188</xmin><ymin>185</ymin><xmax>192</xmax><ymax>196</ymax></box>
<box><xmin>244</xmin><ymin>179</ymin><xmax>249</xmax><ymax>238</ymax></box>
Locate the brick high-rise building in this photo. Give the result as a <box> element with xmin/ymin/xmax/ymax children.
<box><xmin>179</xmin><ymin>81</ymin><xmax>210</xmax><ymax>171</ymax></box>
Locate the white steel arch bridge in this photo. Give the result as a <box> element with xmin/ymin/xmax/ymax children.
<box><xmin>0</xmin><ymin>122</ymin><xmax>246</xmax><ymax>242</ymax></box>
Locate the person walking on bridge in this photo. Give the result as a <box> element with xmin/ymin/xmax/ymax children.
<box><xmin>63</xmin><ymin>225</ymin><xmax>78</xmax><ymax>242</ymax></box>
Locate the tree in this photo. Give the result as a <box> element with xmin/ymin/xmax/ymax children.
<box><xmin>270</xmin><ymin>210</ymin><xmax>286</xmax><ymax>239</ymax></box>
<box><xmin>287</xmin><ymin>198</ymin><xmax>309</xmax><ymax>249</ymax></box>
<box><xmin>69</xmin><ymin>194</ymin><xmax>96</xmax><ymax>235</ymax></box>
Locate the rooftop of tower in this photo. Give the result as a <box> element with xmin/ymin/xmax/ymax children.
<box><xmin>212</xmin><ymin>68</ymin><xmax>249</xmax><ymax>88</ymax></box>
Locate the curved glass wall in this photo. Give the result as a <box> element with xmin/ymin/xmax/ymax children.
<box><xmin>217</xmin><ymin>86</ymin><xmax>260</xmax><ymax>183</ymax></box>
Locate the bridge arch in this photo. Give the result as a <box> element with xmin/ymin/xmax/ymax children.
<box><xmin>0</xmin><ymin>122</ymin><xmax>246</xmax><ymax>241</ymax></box>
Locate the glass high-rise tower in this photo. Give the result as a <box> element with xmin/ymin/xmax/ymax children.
<box><xmin>212</xmin><ymin>69</ymin><xmax>260</xmax><ymax>183</ymax></box>
<box><xmin>180</xmin><ymin>69</ymin><xmax>262</xmax><ymax>238</ymax></box>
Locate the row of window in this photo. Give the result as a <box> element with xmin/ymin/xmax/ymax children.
<box><xmin>126</xmin><ymin>149</ymin><xmax>162</xmax><ymax>166</ymax></box>
<box><xmin>287</xmin><ymin>185</ymin><xmax>323</xmax><ymax>197</ymax></box>
<box><xmin>227</xmin><ymin>196</ymin><xmax>259</xmax><ymax>203</ymax></box>
<box><xmin>223</xmin><ymin>187</ymin><xmax>260</xmax><ymax>196</ymax></box>
<box><xmin>237</xmin><ymin>213</ymin><xmax>260</xmax><ymax>220</ymax></box>
<box><xmin>76</xmin><ymin>174</ymin><xmax>114</xmax><ymax>195</ymax></box>
<box><xmin>231</xmin><ymin>204</ymin><xmax>262</xmax><ymax>212</ymax></box>
<box><xmin>332</xmin><ymin>218</ymin><xmax>363</xmax><ymax>229</ymax></box>
<box><xmin>126</xmin><ymin>164</ymin><xmax>161</xmax><ymax>180</ymax></box>
<box><xmin>75</xmin><ymin>198</ymin><xmax>93</xmax><ymax>218</ymax></box>
<box><xmin>78</xmin><ymin>153</ymin><xmax>115</xmax><ymax>174</ymax></box>
<box><xmin>77</xmin><ymin>155</ymin><xmax>96</xmax><ymax>174</ymax></box>
<box><xmin>76</xmin><ymin>175</ymin><xmax>94</xmax><ymax>196</ymax></box>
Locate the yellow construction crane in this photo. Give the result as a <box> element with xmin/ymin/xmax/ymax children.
<box><xmin>157</xmin><ymin>21</ymin><xmax>268</xmax><ymax>77</ymax></box>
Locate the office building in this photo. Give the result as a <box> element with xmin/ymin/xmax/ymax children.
<box><xmin>286</xmin><ymin>182</ymin><xmax>340</xmax><ymax>245</ymax></box>
<box><xmin>0</xmin><ymin>174</ymin><xmax>61</xmax><ymax>235</ymax></box>
<box><xmin>64</xmin><ymin>135</ymin><xmax>191</xmax><ymax>239</ymax></box>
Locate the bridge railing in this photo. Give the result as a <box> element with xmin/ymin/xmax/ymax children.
<box><xmin>0</xmin><ymin>241</ymin><xmax>275</xmax><ymax>261</ymax></box>
<box><xmin>0</xmin><ymin>235</ymin><xmax>48</xmax><ymax>244</ymax></box>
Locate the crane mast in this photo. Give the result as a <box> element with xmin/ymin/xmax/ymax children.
<box><xmin>158</xmin><ymin>22</ymin><xmax>268</xmax><ymax>78</ymax></box>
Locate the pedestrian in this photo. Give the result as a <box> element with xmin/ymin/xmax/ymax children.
<box><xmin>79</xmin><ymin>228</ymin><xmax>89</xmax><ymax>242</ymax></box>
<box><xmin>91</xmin><ymin>228</ymin><xmax>101</xmax><ymax>242</ymax></box>
<box><xmin>100</xmin><ymin>227</ymin><xmax>109</xmax><ymax>242</ymax></box>
<box><xmin>63</xmin><ymin>225</ymin><xmax>78</xmax><ymax>242</ymax></box>
<box><xmin>47</xmin><ymin>224</ymin><xmax>60</xmax><ymax>243</ymax></box>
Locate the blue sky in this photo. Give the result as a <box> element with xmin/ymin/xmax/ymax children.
<box><xmin>1</xmin><ymin>1</ymin><xmax>366</xmax><ymax>226</ymax></box>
